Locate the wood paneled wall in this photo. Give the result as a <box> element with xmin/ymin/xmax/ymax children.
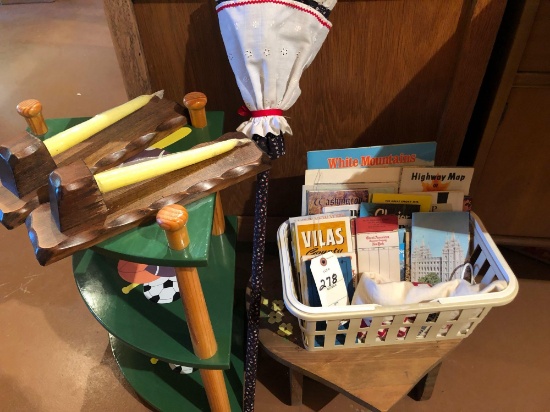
<box><xmin>104</xmin><ymin>0</ymin><xmax>506</xmax><ymax>218</ymax></box>
<box><xmin>467</xmin><ymin>0</ymin><xmax>550</xmax><ymax>244</ymax></box>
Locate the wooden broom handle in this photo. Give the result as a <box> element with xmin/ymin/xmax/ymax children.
<box><xmin>156</xmin><ymin>204</ymin><xmax>230</xmax><ymax>411</ymax></box>
<box><xmin>17</xmin><ymin>99</ymin><xmax>48</xmax><ymax>136</ymax></box>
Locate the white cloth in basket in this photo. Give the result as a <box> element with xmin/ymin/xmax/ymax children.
<box><xmin>352</xmin><ymin>272</ymin><xmax>508</xmax><ymax>307</ymax></box>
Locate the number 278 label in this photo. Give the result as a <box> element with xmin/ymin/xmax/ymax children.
<box><xmin>309</xmin><ymin>252</ymin><xmax>349</xmax><ymax>307</ymax></box>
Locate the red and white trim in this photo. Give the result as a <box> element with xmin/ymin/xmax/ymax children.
<box><xmin>216</xmin><ymin>0</ymin><xmax>332</xmax><ymax>29</ymax></box>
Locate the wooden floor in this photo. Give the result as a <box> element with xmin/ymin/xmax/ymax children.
<box><xmin>1</xmin><ymin>1</ymin><xmax>550</xmax><ymax>411</ymax></box>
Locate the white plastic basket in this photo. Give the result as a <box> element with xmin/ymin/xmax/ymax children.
<box><xmin>277</xmin><ymin>212</ymin><xmax>519</xmax><ymax>351</ymax></box>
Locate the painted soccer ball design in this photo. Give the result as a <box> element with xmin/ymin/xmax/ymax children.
<box><xmin>169</xmin><ymin>363</ymin><xmax>195</xmax><ymax>375</ymax></box>
<box><xmin>143</xmin><ymin>276</ymin><xmax>180</xmax><ymax>304</ymax></box>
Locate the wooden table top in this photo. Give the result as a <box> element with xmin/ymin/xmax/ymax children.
<box><xmin>255</xmin><ymin>258</ymin><xmax>462</xmax><ymax>412</ymax></box>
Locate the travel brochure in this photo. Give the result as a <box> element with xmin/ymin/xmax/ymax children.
<box><xmin>355</xmin><ymin>215</ymin><xmax>401</xmax><ymax>282</ymax></box>
<box><xmin>288</xmin><ymin>141</ymin><xmax>476</xmax><ymax>309</ymax></box>
<box><xmin>306</xmin><ymin>141</ymin><xmax>437</xmax><ymax>169</ymax></box>
<box><xmin>410</xmin><ymin>212</ymin><xmax>471</xmax><ymax>284</ymax></box>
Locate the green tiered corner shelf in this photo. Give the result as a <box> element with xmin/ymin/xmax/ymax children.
<box><xmin>62</xmin><ymin>112</ymin><xmax>244</xmax><ymax>411</ymax></box>
<box><xmin>73</xmin><ymin>213</ymin><xmax>237</xmax><ymax>369</ymax></box>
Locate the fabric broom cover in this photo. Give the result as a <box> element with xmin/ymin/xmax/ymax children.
<box><xmin>216</xmin><ymin>0</ymin><xmax>337</xmax><ymax>156</ymax></box>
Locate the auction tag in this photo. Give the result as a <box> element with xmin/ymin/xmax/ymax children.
<box><xmin>310</xmin><ymin>252</ymin><xmax>349</xmax><ymax>307</ymax></box>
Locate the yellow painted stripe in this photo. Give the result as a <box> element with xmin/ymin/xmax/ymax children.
<box><xmin>150</xmin><ymin>126</ymin><xmax>192</xmax><ymax>149</ymax></box>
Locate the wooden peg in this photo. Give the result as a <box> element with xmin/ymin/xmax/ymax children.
<box><xmin>157</xmin><ymin>204</ymin><xmax>230</xmax><ymax>412</ymax></box>
<box><xmin>212</xmin><ymin>192</ymin><xmax>225</xmax><ymax>236</ymax></box>
<box><xmin>200</xmin><ymin>369</ymin><xmax>231</xmax><ymax>412</ymax></box>
<box><xmin>157</xmin><ymin>204</ymin><xmax>218</xmax><ymax>358</ymax></box>
<box><xmin>16</xmin><ymin>99</ymin><xmax>48</xmax><ymax>136</ymax></box>
<box><xmin>183</xmin><ymin>92</ymin><xmax>207</xmax><ymax>128</ymax></box>
<box><xmin>156</xmin><ymin>204</ymin><xmax>190</xmax><ymax>251</ymax></box>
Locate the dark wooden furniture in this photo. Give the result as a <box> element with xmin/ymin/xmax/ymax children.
<box><xmin>465</xmin><ymin>0</ymin><xmax>550</xmax><ymax>247</ymax></box>
<box><xmin>104</xmin><ymin>0</ymin><xmax>507</xmax><ymax>219</ymax></box>
<box><xmin>260</xmin><ymin>330</ymin><xmax>458</xmax><ymax>411</ymax></box>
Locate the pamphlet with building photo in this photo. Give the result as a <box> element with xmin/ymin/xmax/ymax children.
<box><xmin>411</xmin><ymin>212</ymin><xmax>471</xmax><ymax>285</ymax></box>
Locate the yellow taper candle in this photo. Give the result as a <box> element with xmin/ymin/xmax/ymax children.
<box><xmin>94</xmin><ymin>138</ymin><xmax>248</xmax><ymax>193</ymax></box>
<box><xmin>43</xmin><ymin>90</ymin><xmax>164</xmax><ymax>156</ymax></box>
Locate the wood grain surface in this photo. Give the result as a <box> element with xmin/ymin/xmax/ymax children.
<box><xmin>26</xmin><ymin>134</ymin><xmax>271</xmax><ymax>265</ymax></box>
<box><xmin>518</xmin><ymin>0</ymin><xmax>550</xmax><ymax>72</ymax></box>
<box><xmin>260</xmin><ymin>330</ymin><xmax>458</xmax><ymax>412</ymax></box>
<box><xmin>54</xmin><ymin>97</ymin><xmax>187</xmax><ymax>173</ymax></box>
<box><xmin>156</xmin><ymin>203</ymin><xmax>190</xmax><ymax>242</ymax></box>
<box><xmin>467</xmin><ymin>0</ymin><xmax>549</xmax><ymax>241</ymax></box>
<box><xmin>470</xmin><ymin>87</ymin><xmax>550</xmax><ymax>238</ymax></box>
<box><xmin>103</xmin><ymin>0</ymin><xmax>152</xmax><ymax>97</ymax></box>
<box><xmin>0</xmin><ymin>97</ymin><xmax>187</xmax><ymax>228</ymax></box>
<box><xmin>0</xmin><ymin>133</ymin><xmax>57</xmax><ymax>198</ymax></box>
<box><xmin>212</xmin><ymin>193</ymin><xmax>226</xmax><ymax>236</ymax></box>
<box><xmin>157</xmin><ymin>203</ymin><xmax>231</xmax><ymax>411</ymax></box>
<box><xmin>48</xmin><ymin>160</ymin><xmax>108</xmax><ymax>234</ymax></box>
<box><xmin>16</xmin><ymin>99</ymin><xmax>48</xmax><ymax>136</ymax></box>
<box><xmin>255</xmin><ymin>263</ymin><xmax>461</xmax><ymax>412</ymax></box>
<box><xmin>106</xmin><ymin>0</ymin><xmax>506</xmax><ymax>217</ymax></box>
<box><xmin>183</xmin><ymin>91</ymin><xmax>208</xmax><ymax>129</ymax></box>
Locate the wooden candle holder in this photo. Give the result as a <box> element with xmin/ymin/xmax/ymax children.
<box><xmin>0</xmin><ymin>133</ymin><xmax>57</xmax><ymax>199</ymax></box>
<box><xmin>0</xmin><ymin>96</ymin><xmax>187</xmax><ymax>229</ymax></box>
<box><xmin>27</xmin><ymin>133</ymin><xmax>270</xmax><ymax>266</ymax></box>
<box><xmin>48</xmin><ymin>160</ymin><xmax>108</xmax><ymax>234</ymax></box>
